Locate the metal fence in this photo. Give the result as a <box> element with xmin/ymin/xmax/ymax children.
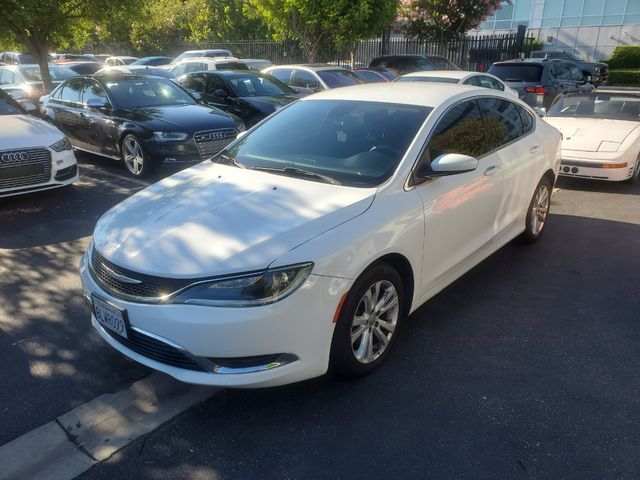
<box><xmin>179</xmin><ymin>28</ymin><xmax>533</xmax><ymax>72</ymax></box>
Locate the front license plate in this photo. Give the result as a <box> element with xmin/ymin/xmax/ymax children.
<box><xmin>92</xmin><ymin>295</ymin><xmax>128</xmax><ymax>339</ymax></box>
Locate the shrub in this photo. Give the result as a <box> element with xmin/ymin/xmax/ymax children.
<box><xmin>608</xmin><ymin>69</ymin><xmax>640</xmax><ymax>86</ymax></box>
<box><xmin>604</xmin><ymin>45</ymin><xmax>640</xmax><ymax>69</ymax></box>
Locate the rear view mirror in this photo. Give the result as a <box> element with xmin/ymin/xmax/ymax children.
<box><xmin>418</xmin><ymin>153</ymin><xmax>479</xmax><ymax>177</ymax></box>
<box><xmin>214</xmin><ymin>89</ymin><xmax>227</xmax><ymax>98</ymax></box>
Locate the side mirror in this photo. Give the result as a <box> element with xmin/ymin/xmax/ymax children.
<box><xmin>417</xmin><ymin>153</ymin><xmax>479</xmax><ymax>178</ymax></box>
<box><xmin>214</xmin><ymin>89</ymin><xmax>227</xmax><ymax>98</ymax></box>
<box><xmin>86</xmin><ymin>98</ymin><xmax>109</xmax><ymax>109</ymax></box>
<box><xmin>190</xmin><ymin>91</ymin><xmax>203</xmax><ymax>101</ymax></box>
<box><xmin>533</xmin><ymin>107</ymin><xmax>547</xmax><ymax>117</ymax></box>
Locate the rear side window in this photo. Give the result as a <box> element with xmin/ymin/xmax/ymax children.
<box><xmin>479</xmin><ymin>98</ymin><xmax>525</xmax><ymax>150</ymax></box>
<box><xmin>570</xmin><ymin>66</ymin><xmax>584</xmax><ymax>82</ymax></box>
<box><xmin>488</xmin><ymin>64</ymin><xmax>543</xmax><ymax>83</ymax></box>
<box><xmin>0</xmin><ymin>69</ymin><xmax>17</xmax><ymax>85</ymax></box>
<box><xmin>185</xmin><ymin>62</ymin><xmax>206</xmax><ymax>73</ymax></box>
<box><xmin>423</xmin><ymin>99</ymin><xmax>490</xmax><ymax>161</ymax></box>
<box><xmin>518</xmin><ymin>105</ymin><xmax>534</xmax><ymax>134</ymax></box>
<box><xmin>292</xmin><ymin>70</ymin><xmax>319</xmax><ymax>89</ymax></box>
<box><xmin>353</xmin><ymin>70</ymin><xmax>386</xmax><ymax>83</ymax></box>
<box><xmin>269</xmin><ymin>68</ymin><xmax>294</xmax><ymax>84</ymax></box>
<box><xmin>58</xmin><ymin>79</ymin><xmax>84</xmax><ymax>103</ymax></box>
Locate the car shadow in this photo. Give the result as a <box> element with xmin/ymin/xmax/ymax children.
<box><xmin>556</xmin><ymin>176</ymin><xmax>640</xmax><ymax>195</ymax></box>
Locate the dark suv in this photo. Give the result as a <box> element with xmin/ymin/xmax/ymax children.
<box><xmin>488</xmin><ymin>59</ymin><xmax>594</xmax><ymax>109</ymax></box>
<box><xmin>368</xmin><ymin>54</ymin><xmax>460</xmax><ymax>75</ymax></box>
<box><xmin>530</xmin><ymin>50</ymin><xmax>608</xmax><ymax>85</ymax></box>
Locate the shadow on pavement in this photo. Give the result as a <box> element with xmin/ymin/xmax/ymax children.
<box><xmin>556</xmin><ymin>176</ymin><xmax>640</xmax><ymax>196</ymax></box>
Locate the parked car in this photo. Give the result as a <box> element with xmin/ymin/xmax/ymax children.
<box><xmin>92</xmin><ymin>54</ymin><xmax>112</xmax><ymax>63</ymax></box>
<box><xmin>488</xmin><ymin>59</ymin><xmax>594</xmax><ymax>109</ymax></box>
<box><xmin>53</xmin><ymin>54</ymin><xmax>100</xmax><ymax>63</ymax></box>
<box><xmin>262</xmin><ymin>64</ymin><xmax>363</xmax><ymax>95</ymax></box>
<box><xmin>79</xmin><ymin>83</ymin><xmax>560</xmax><ymax>387</ymax></box>
<box><xmin>0</xmin><ymin>64</ymin><xmax>77</xmax><ymax>102</ymax></box>
<box><xmin>40</xmin><ymin>73</ymin><xmax>244</xmax><ymax>177</ymax></box>
<box><xmin>352</xmin><ymin>67</ymin><xmax>398</xmax><ymax>83</ymax></box>
<box><xmin>171</xmin><ymin>49</ymin><xmax>234</xmax><ymax>65</ymax></box>
<box><xmin>0</xmin><ymin>51</ymin><xmax>47</xmax><ymax>65</ymax></box>
<box><xmin>241</xmin><ymin>59</ymin><xmax>273</xmax><ymax>71</ymax></box>
<box><xmin>95</xmin><ymin>65</ymin><xmax>176</xmax><ymax>79</ymax></box>
<box><xmin>105</xmin><ymin>56</ymin><xmax>138</xmax><ymax>66</ymax></box>
<box><xmin>368</xmin><ymin>54</ymin><xmax>461</xmax><ymax>75</ymax></box>
<box><xmin>178</xmin><ymin>70</ymin><xmax>299</xmax><ymax>127</ymax></box>
<box><xmin>530</xmin><ymin>50</ymin><xmax>608</xmax><ymax>86</ymax></box>
<box><xmin>0</xmin><ymin>88</ymin><xmax>78</xmax><ymax>198</ymax></box>
<box><xmin>131</xmin><ymin>56</ymin><xmax>174</xmax><ymax>66</ymax></box>
<box><xmin>64</xmin><ymin>61</ymin><xmax>105</xmax><ymax>75</ymax></box>
<box><xmin>544</xmin><ymin>89</ymin><xmax>640</xmax><ymax>183</ymax></box>
<box><xmin>395</xmin><ymin>70</ymin><xmax>518</xmax><ymax>98</ymax></box>
<box><xmin>169</xmin><ymin>57</ymin><xmax>249</xmax><ymax>77</ymax></box>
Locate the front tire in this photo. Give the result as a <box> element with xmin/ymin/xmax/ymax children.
<box><xmin>121</xmin><ymin>134</ymin><xmax>153</xmax><ymax>177</ymax></box>
<box><xmin>330</xmin><ymin>264</ymin><xmax>405</xmax><ymax>378</ymax></box>
<box><xmin>520</xmin><ymin>176</ymin><xmax>552</xmax><ymax>243</ymax></box>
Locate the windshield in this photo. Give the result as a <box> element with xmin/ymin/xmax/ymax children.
<box><xmin>20</xmin><ymin>66</ymin><xmax>77</xmax><ymax>82</ymax></box>
<box><xmin>105</xmin><ymin>78</ymin><xmax>196</xmax><ymax>108</ymax></box>
<box><xmin>0</xmin><ymin>94</ymin><xmax>24</xmax><ymax>115</ymax></box>
<box><xmin>317</xmin><ymin>70</ymin><xmax>362</xmax><ymax>88</ymax></box>
<box><xmin>214</xmin><ymin>100</ymin><xmax>431</xmax><ymax>187</ymax></box>
<box><xmin>395</xmin><ymin>76</ymin><xmax>459</xmax><ymax>84</ymax></box>
<box><xmin>488</xmin><ymin>64</ymin><xmax>543</xmax><ymax>82</ymax></box>
<box><xmin>547</xmin><ymin>93</ymin><xmax>640</xmax><ymax>121</ymax></box>
<box><xmin>226</xmin><ymin>73</ymin><xmax>295</xmax><ymax>97</ymax></box>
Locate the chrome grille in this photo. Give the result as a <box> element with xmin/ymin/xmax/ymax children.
<box><xmin>90</xmin><ymin>248</ymin><xmax>191</xmax><ymax>300</ymax></box>
<box><xmin>0</xmin><ymin>148</ymin><xmax>51</xmax><ymax>190</ymax></box>
<box><xmin>193</xmin><ymin>128</ymin><xmax>237</xmax><ymax>160</ymax></box>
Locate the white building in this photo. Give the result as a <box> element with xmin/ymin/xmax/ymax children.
<box><xmin>475</xmin><ymin>0</ymin><xmax>640</xmax><ymax>61</ymax></box>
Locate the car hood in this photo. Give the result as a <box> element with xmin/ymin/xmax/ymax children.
<box><xmin>114</xmin><ymin>104</ymin><xmax>238</xmax><ymax>132</ymax></box>
<box><xmin>0</xmin><ymin>114</ymin><xmax>63</xmax><ymax>148</ymax></box>
<box><xmin>241</xmin><ymin>95</ymin><xmax>299</xmax><ymax>112</ymax></box>
<box><xmin>543</xmin><ymin>117</ymin><xmax>640</xmax><ymax>152</ymax></box>
<box><xmin>93</xmin><ymin>163</ymin><xmax>376</xmax><ymax>278</ymax></box>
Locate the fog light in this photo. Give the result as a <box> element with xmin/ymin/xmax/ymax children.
<box><xmin>571</xmin><ymin>167</ymin><xmax>578</xmax><ymax>173</ymax></box>
<box><xmin>563</xmin><ymin>166</ymin><xmax>570</xmax><ymax>173</ymax></box>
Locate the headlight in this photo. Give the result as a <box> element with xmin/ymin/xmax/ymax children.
<box><xmin>169</xmin><ymin>263</ymin><xmax>313</xmax><ymax>307</ymax></box>
<box><xmin>50</xmin><ymin>137</ymin><xmax>72</xmax><ymax>152</ymax></box>
<box><xmin>152</xmin><ymin>131</ymin><xmax>189</xmax><ymax>142</ymax></box>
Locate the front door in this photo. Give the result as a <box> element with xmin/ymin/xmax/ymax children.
<box><xmin>414</xmin><ymin>99</ymin><xmax>503</xmax><ymax>295</ymax></box>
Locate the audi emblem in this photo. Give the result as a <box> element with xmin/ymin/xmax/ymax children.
<box><xmin>0</xmin><ymin>151</ymin><xmax>29</xmax><ymax>163</ymax></box>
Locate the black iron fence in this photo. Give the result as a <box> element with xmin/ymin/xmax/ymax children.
<box><xmin>178</xmin><ymin>28</ymin><xmax>533</xmax><ymax>72</ymax></box>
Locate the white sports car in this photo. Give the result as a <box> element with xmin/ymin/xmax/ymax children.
<box><xmin>80</xmin><ymin>83</ymin><xmax>560</xmax><ymax>388</ymax></box>
<box><xmin>544</xmin><ymin>89</ymin><xmax>640</xmax><ymax>183</ymax></box>
<box><xmin>394</xmin><ymin>70</ymin><xmax>519</xmax><ymax>99</ymax></box>
<box><xmin>0</xmin><ymin>89</ymin><xmax>78</xmax><ymax>197</ymax></box>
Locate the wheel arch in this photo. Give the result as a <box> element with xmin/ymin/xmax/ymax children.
<box><xmin>360</xmin><ymin>253</ymin><xmax>415</xmax><ymax>317</ymax></box>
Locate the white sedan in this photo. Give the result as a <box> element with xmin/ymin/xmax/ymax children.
<box><xmin>394</xmin><ymin>70</ymin><xmax>519</xmax><ymax>98</ymax></box>
<box><xmin>79</xmin><ymin>83</ymin><xmax>561</xmax><ymax>387</ymax></box>
<box><xmin>0</xmin><ymin>89</ymin><xmax>78</xmax><ymax>198</ymax></box>
<box><xmin>544</xmin><ymin>90</ymin><xmax>640</xmax><ymax>183</ymax></box>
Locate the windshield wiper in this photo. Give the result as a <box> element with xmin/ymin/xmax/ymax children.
<box><xmin>251</xmin><ymin>166</ymin><xmax>341</xmax><ymax>185</ymax></box>
<box><xmin>214</xmin><ymin>152</ymin><xmax>246</xmax><ymax>169</ymax></box>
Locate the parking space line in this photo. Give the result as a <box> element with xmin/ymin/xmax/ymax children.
<box><xmin>0</xmin><ymin>373</ymin><xmax>217</xmax><ymax>480</ymax></box>
<box><xmin>78</xmin><ymin>165</ymin><xmax>151</xmax><ymax>188</ymax></box>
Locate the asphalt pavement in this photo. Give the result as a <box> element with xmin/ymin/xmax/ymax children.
<box><xmin>2</xmin><ymin>155</ymin><xmax>640</xmax><ymax>479</ymax></box>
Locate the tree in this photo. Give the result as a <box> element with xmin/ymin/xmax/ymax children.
<box><xmin>0</xmin><ymin>0</ymin><xmax>128</xmax><ymax>92</ymax></box>
<box><xmin>333</xmin><ymin>0</ymin><xmax>398</xmax><ymax>67</ymax></box>
<box><xmin>400</xmin><ymin>0</ymin><xmax>501</xmax><ymax>43</ymax></box>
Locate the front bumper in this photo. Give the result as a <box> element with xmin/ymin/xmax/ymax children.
<box><xmin>79</xmin><ymin>250</ymin><xmax>346</xmax><ymax>388</ymax></box>
<box><xmin>559</xmin><ymin>158</ymin><xmax>633</xmax><ymax>181</ymax></box>
<box><xmin>141</xmin><ymin>139</ymin><xmax>202</xmax><ymax>165</ymax></box>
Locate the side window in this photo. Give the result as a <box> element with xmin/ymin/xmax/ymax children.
<box><xmin>0</xmin><ymin>69</ymin><xmax>16</xmax><ymax>85</ymax></box>
<box><xmin>463</xmin><ymin>76</ymin><xmax>481</xmax><ymax>86</ymax></box>
<box><xmin>185</xmin><ymin>62</ymin><xmax>205</xmax><ymax>73</ymax></box>
<box><xmin>58</xmin><ymin>79</ymin><xmax>84</xmax><ymax>104</ymax></box>
<box><xmin>479</xmin><ymin>97</ymin><xmax>525</xmax><ymax>149</ymax></box>
<box><xmin>555</xmin><ymin>62</ymin><xmax>571</xmax><ymax>81</ymax></box>
<box><xmin>82</xmin><ymin>80</ymin><xmax>108</xmax><ymax>105</ymax></box>
<box><xmin>170</xmin><ymin>64</ymin><xmax>187</xmax><ymax>77</ymax></box>
<box><xmin>206</xmin><ymin>76</ymin><xmax>232</xmax><ymax>96</ymax></box>
<box><xmin>480</xmin><ymin>75</ymin><xmax>505</xmax><ymax>91</ymax></box>
<box><xmin>292</xmin><ymin>70</ymin><xmax>319</xmax><ymax>89</ymax></box>
<box><xmin>517</xmin><ymin>105</ymin><xmax>534</xmax><ymax>134</ymax></box>
<box><xmin>269</xmin><ymin>68</ymin><xmax>293</xmax><ymax>84</ymax></box>
<box><xmin>180</xmin><ymin>74</ymin><xmax>206</xmax><ymax>93</ymax></box>
<box><xmin>422</xmin><ymin>100</ymin><xmax>490</xmax><ymax>162</ymax></box>
<box><xmin>570</xmin><ymin>66</ymin><xmax>584</xmax><ymax>82</ymax></box>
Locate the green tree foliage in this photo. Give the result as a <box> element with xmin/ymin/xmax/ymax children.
<box><xmin>400</xmin><ymin>0</ymin><xmax>501</xmax><ymax>43</ymax></box>
<box><xmin>0</xmin><ymin>0</ymin><xmax>129</xmax><ymax>91</ymax></box>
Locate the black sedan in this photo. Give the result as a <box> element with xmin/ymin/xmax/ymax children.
<box><xmin>40</xmin><ymin>73</ymin><xmax>244</xmax><ymax>177</ymax></box>
<box><xmin>178</xmin><ymin>70</ymin><xmax>300</xmax><ymax>128</ymax></box>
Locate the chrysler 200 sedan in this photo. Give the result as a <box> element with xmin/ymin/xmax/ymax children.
<box><xmin>40</xmin><ymin>73</ymin><xmax>244</xmax><ymax>177</ymax></box>
<box><xmin>79</xmin><ymin>83</ymin><xmax>561</xmax><ymax>387</ymax></box>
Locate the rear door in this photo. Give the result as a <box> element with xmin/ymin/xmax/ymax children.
<box><xmin>414</xmin><ymin>99</ymin><xmax>504</xmax><ymax>293</ymax></box>
<box><xmin>48</xmin><ymin>78</ymin><xmax>86</xmax><ymax>144</ymax></box>
<box><xmin>81</xmin><ymin>79</ymin><xmax>118</xmax><ymax>156</ymax></box>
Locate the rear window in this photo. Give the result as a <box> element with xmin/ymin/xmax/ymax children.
<box><xmin>216</xmin><ymin>62</ymin><xmax>248</xmax><ymax>71</ymax></box>
<box><xmin>317</xmin><ymin>70</ymin><xmax>362</xmax><ymax>88</ymax></box>
<box><xmin>488</xmin><ymin>64</ymin><xmax>543</xmax><ymax>83</ymax></box>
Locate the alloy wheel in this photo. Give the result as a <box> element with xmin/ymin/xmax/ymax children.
<box><xmin>350</xmin><ymin>280</ymin><xmax>400</xmax><ymax>364</ymax></box>
<box><xmin>124</xmin><ymin>137</ymin><xmax>144</xmax><ymax>176</ymax></box>
<box><xmin>530</xmin><ymin>182</ymin><xmax>550</xmax><ymax>236</ymax></box>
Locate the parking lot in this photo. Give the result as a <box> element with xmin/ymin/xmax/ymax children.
<box><xmin>1</xmin><ymin>152</ymin><xmax>639</xmax><ymax>479</ymax></box>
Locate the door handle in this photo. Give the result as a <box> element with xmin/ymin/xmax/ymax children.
<box><xmin>529</xmin><ymin>145</ymin><xmax>540</xmax><ymax>154</ymax></box>
<box><xmin>484</xmin><ymin>165</ymin><xmax>501</xmax><ymax>176</ymax></box>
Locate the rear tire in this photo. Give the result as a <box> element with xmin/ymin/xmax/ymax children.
<box><xmin>520</xmin><ymin>176</ymin><xmax>552</xmax><ymax>243</ymax></box>
<box><xmin>330</xmin><ymin>264</ymin><xmax>405</xmax><ymax>378</ymax></box>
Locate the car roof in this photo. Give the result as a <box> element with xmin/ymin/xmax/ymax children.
<box><xmin>191</xmin><ymin>70</ymin><xmax>262</xmax><ymax>76</ymax></box>
<box><xmin>492</xmin><ymin>59</ymin><xmax>550</xmax><ymax>66</ymax></box>
<box><xmin>175</xmin><ymin>56</ymin><xmax>242</xmax><ymax>64</ymax></box>
<box><xmin>402</xmin><ymin>70</ymin><xmax>473</xmax><ymax>80</ymax></box>
<box><xmin>268</xmin><ymin>64</ymin><xmax>347</xmax><ymax>71</ymax></box>
<box><xmin>302</xmin><ymin>83</ymin><xmax>494</xmax><ymax>107</ymax></box>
